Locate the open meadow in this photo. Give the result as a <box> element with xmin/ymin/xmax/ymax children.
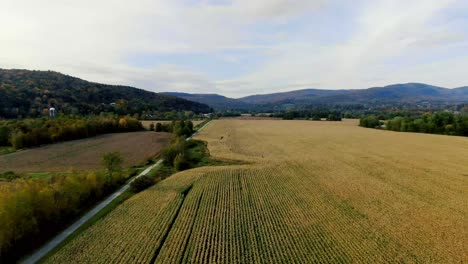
<box><xmin>47</xmin><ymin>119</ymin><xmax>468</xmax><ymax>263</ymax></box>
<box><xmin>0</xmin><ymin>132</ymin><xmax>171</xmax><ymax>173</ymax></box>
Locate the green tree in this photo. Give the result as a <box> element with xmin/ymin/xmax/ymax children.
<box><xmin>174</xmin><ymin>153</ymin><xmax>190</xmax><ymax>171</ymax></box>
<box><xmin>130</xmin><ymin>175</ymin><xmax>155</xmax><ymax>192</ymax></box>
<box><xmin>0</xmin><ymin>126</ymin><xmax>11</xmax><ymax>146</ymax></box>
<box><xmin>155</xmin><ymin>122</ymin><xmax>162</xmax><ymax>132</ymax></box>
<box><xmin>359</xmin><ymin>116</ymin><xmax>380</xmax><ymax>128</ymax></box>
<box><xmin>102</xmin><ymin>152</ymin><xmax>123</xmax><ymax>179</ymax></box>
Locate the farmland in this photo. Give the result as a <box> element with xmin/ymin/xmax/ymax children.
<box><xmin>47</xmin><ymin>119</ymin><xmax>468</xmax><ymax>263</ymax></box>
<box><xmin>0</xmin><ymin>132</ymin><xmax>171</xmax><ymax>173</ymax></box>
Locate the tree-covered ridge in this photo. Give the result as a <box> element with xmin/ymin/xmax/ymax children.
<box><xmin>0</xmin><ymin>69</ymin><xmax>212</xmax><ymax>118</ymax></box>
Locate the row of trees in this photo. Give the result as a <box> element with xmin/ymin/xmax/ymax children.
<box><xmin>0</xmin><ymin>152</ymin><xmax>128</xmax><ymax>261</ymax></box>
<box><xmin>360</xmin><ymin>112</ymin><xmax>468</xmax><ymax>136</ymax></box>
<box><xmin>131</xmin><ymin>131</ymin><xmax>203</xmax><ymax>193</ymax></box>
<box><xmin>281</xmin><ymin>110</ymin><xmax>343</xmax><ymax>121</ymax></box>
<box><xmin>359</xmin><ymin>116</ymin><xmax>381</xmax><ymax>128</ymax></box>
<box><xmin>139</xmin><ymin>110</ymin><xmax>202</xmax><ymax>120</ymax></box>
<box><xmin>149</xmin><ymin>120</ymin><xmax>194</xmax><ymax>137</ymax></box>
<box><xmin>0</xmin><ymin>114</ymin><xmax>142</xmax><ymax>149</ymax></box>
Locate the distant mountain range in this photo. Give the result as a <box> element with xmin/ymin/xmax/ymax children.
<box><xmin>2</xmin><ymin>68</ymin><xmax>467</xmax><ymax>117</ymax></box>
<box><xmin>0</xmin><ymin>69</ymin><xmax>212</xmax><ymax>118</ymax></box>
<box><xmin>165</xmin><ymin>83</ymin><xmax>468</xmax><ymax>110</ymax></box>
<box><xmin>163</xmin><ymin>92</ymin><xmax>252</xmax><ymax>110</ymax></box>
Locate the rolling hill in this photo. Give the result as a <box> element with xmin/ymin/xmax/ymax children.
<box><xmin>167</xmin><ymin>83</ymin><xmax>468</xmax><ymax>110</ymax></box>
<box><xmin>0</xmin><ymin>69</ymin><xmax>212</xmax><ymax>118</ymax></box>
<box><xmin>163</xmin><ymin>92</ymin><xmax>252</xmax><ymax>110</ymax></box>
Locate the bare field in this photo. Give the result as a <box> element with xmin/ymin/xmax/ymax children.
<box><xmin>48</xmin><ymin>119</ymin><xmax>468</xmax><ymax>263</ymax></box>
<box><xmin>0</xmin><ymin>132</ymin><xmax>172</xmax><ymax>173</ymax></box>
<box><xmin>141</xmin><ymin>120</ymin><xmax>205</xmax><ymax>129</ymax></box>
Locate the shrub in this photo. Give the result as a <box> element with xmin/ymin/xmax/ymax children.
<box><xmin>162</xmin><ymin>137</ymin><xmax>187</xmax><ymax>166</ymax></box>
<box><xmin>174</xmin><ymin>153</ymin><xmax>190</xmax><ymax>171</ymax></box>
<box><xmin>162</xmin><ymin>145</ymin><xmax>179</xmax><ymax>166</ymax></box>
<box><xmin>0</xmin><ymin>171</ymin><xmax>20</xmax><ymax>181</ymax></box>
<box><xmin>102</xmin><ymin>152</ymin><xmax>123</xmax><ymax>179</ymax></box>
<box><xmin>0</xmin><ymin>126</ymin><xmax>11</xmax><ymax>146</ymax></box>
<box><xmin>326</xmin><ymin>114</ymin><xmax>342</xmax><ymax>121</ymax></box>
<box><xmin>130</xmin><ymin>175</ymin><xmax>155</xmax><ymax>192</ymax></box>
<box><xmin>359</xmin><ymin>116</ymin><xmax>381</xmax><ymax>128</ymax></box>
<box><xmin>155</xmin><ymin>123</ymin><xmax>162</xmax><ymax>132</ymax></box>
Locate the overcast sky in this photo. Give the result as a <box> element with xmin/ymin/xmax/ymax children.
<box><xmin>1</xmin><ymin>0</ymin><xmax>467</xmax><ymax>97</ymax></box>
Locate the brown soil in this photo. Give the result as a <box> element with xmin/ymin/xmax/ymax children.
<box><xmin>0</xmin><ymin>132</ymin><xmax>172</xmax><ymax>173</ymax></box>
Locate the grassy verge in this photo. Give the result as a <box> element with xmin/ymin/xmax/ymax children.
<box><xmin>193</xmin><ymin>119</ymin><xmax>210</xmax><ymax>131</ymax></box>
<box><xmin>0</xmin><ymin>146</ymin><xmax>15</xmax><ymax>155</ymax></box>
<box><xmin>25</xmin><ymin>172</ymin><xmax>50</xmax><ymax>179</ymax></box>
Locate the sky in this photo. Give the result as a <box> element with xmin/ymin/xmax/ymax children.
<box><xmin>1</xmin><ymin>0</ymin><xmax>467</xmax><ymax>98</ymax></box>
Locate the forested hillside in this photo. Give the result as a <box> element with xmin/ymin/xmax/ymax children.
<box><xmin>167</xmin><ymin>83</ymin><xmax>468</xmax><ymax>110</ymax></box>
<box><xmin>163</xmin><ymin>92</ymin><xmax>253</xmax><ymax>110</ymax></box>
<box><xmin>0</xmin><ymin>69</ymin><xmax>212</xmax><ymax>118</ymax></box>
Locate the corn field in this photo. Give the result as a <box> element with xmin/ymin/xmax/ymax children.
<box><xmin>47</xmin><ymin>119</ymin><xmax>468</xmax><ymax>263</ymax></box>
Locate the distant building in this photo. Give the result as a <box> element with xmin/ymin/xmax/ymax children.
<box><xmin>49</xmin><ymin>107</ymin><xmax>56</xmax><ymax>118</ymax></box>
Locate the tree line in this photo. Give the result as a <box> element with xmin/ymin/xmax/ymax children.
<box><xmin>0</xmin><ymin>153</ymin><xmax>130</xmax><ymax>262</ymax></box>
<box><xmin>148</xmin><ymin>120</ymin><xmax>195</xmax><ymax>137</ymax></box>
<box><xmin>359</xmin><ymin>112</ymin><xmax>468</xmax><ymax>137</ymax></box>
<box><xmin>131</xmin><ymin>121</ymin><xmax>209</xmax><ymax>193</ymax></box>
<box><xmin>278</xmin><ymin>110</ymin><xmax>343</xmax><ymax>121</ymax></box>
<box><xmin>0</xmin><ymin>114</ymin><xmax>142</xmax><ymax>150</ymax></box>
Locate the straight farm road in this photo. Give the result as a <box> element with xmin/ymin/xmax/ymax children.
<box><xmin>21</xmin><ymin>159</ymin><xmax>164</xmax><ymax>264</ymax></box>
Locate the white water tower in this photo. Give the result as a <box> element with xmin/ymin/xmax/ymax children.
<box><xmin>49</xmin><ymin>107</ymin><xmax>56</xmax><ymax>118</ymax></box>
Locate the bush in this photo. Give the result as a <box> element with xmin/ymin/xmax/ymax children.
<box><xmin>174</xmin><ymin>153</ymin><xmax>190</xmax><ymax>171</ymax></box>
<box><xmin>10</xmin><ymin>131</ymin><xmax>26</xmax><ymax>149</ymax></box>
<box><xmin>162</xmin><ymin>137</ymin><xmax>187</xmax><ymax>166</ymax></box>
<box><xmin>0</xmin><ymin>171</ymin><xmax>20</xmax><ymax>181</ymax></box>
<box><xmin>326</xmin><ymin>114</ymin><xmax>342</xmax><ymax>121</ymax></box>
<box><xmin>0</xmin><ymin>126</ymin><xmax>11</xmax><ymax>146</ymax></box>
<box><xmin>130</xmin><ymin>175</ymin><xmax>155</xmax><ymax>192</ymax></box>
<box><xmin>155</xmin><ymin>123</ymin><xmax>162</xmax><ymax>132</ymax></box>
<box><xmin>162</xmin><ymin>145</ymin><xmax>179</xmax><ymax>166</ymax></box>
<box><xmin>359</xmin><ymin>116</ymin><xmax>381</xmax><ymax>128</ymax></box>
<box><xmin>102</xmin><ymin>152</ymin><xmax>123</xmax><ymax>179</ymax></box>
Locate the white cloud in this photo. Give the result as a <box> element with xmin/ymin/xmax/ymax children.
<box><xmin>216</xmin><ymin>0</ymin><xmax>468</xmax><ymax>95</ymax></box>
<box><xmin>0</xmin><ymin>0</ymin><xmax>467</xmax><ymax>97</ymax></box>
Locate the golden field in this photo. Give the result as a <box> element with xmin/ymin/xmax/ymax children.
<box><xmin>47</xmin><ymin>119</ymin><xmax>468</xmax><ymax>263</ymax></box>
